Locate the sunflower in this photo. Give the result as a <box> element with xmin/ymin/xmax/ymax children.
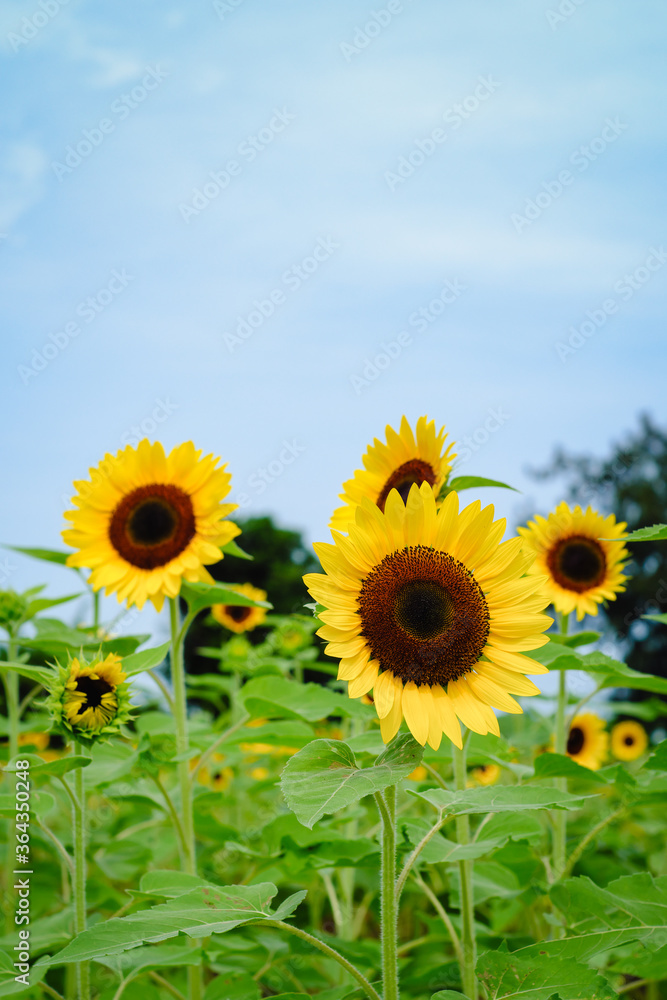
<box><xmin>329</xmin><ymin>416</ymin><xmax>456</xmax><ymax>532</ymax></box>
<box><xmin>305</xmin><ymin>483</ymin><xmax>552</xmax><ymax>750</ymax></box>
<box><xmin>47</xmin><ymin>653</ymin><xmax>133</xmax><ymax>742</ymax></box>
<box><xmin>192</xmin><ymin>753</ymin><xmax>234</xmax><ymax>792</ymax></box>
<box><xmin>211</xmin><ymin>583</ymin><xmax>268</xmax><ymax>633</ymax></box>
<box><xmin>62</xmin><ymin>440</ymin><xmax>240</xmax><ymax>611</ymax></box>
<box><xmin>566</xmin><ymin>713</ymin><xmax>608</xmax><ymax>770</ymax></box>
<box><xmin>611</xmin><ymin>720</ymin><xmax>648</xmax><ymax>761</ymax></box>
<box><xmin>518</xmin><ymin>502</ymin><xmax>628</xmax><ymax>621</ymax></box>
<box><xmin>470</xmin><ymin>763</ymin><xmax>501</xmax><ymax>786</ymax></box>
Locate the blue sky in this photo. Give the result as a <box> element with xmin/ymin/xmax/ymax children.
<box><xmin>2</xmin><ymin>0</ymin><xmax>666</xmax><ymax>645</ymax></box>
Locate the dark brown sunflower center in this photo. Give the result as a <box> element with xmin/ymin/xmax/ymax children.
<box><xmin>376</xmin><ymin>459</ymin><xmax>436</xmax><ymax>512</ymax></box>
<box><xmin>567</xmin><ymin>726</ymin><xmax>585</xmax><ymax>755</ymax></box>
<box><xmin>227</xmin><ymin>605</ymin><xmax>252</xmax><ymax>624</ymax></box>
<box><xmin>547</xmin><ymin>535</ymin><xmax>606</xmax><ymax>593</ymax></box>
<box><xmin>109</xmin><ymin>484</ymin><xmax>196</xmax><ymax>570</ymax></box>
<box><xmin>394</xmin><ymin>581</ymin><xmax>454</xmax><ymax>640</ymax></box>
<box><xmin>357</xmin><ymin>545</ymin><xmax>490</xmax><ymax>687</ymax></box>
<box><xmin>75</xmin><ymin>675</ymin><xmax>113</xmax><ymax>709</ymax></box>
<box><xmin>624</xmin><ymin>735</ymin><xmax>635</xmax><ymax>746</ymax></box>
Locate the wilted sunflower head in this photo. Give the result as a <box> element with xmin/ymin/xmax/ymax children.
<box><xmin>211</xmin><ymin>583</ymin><xmax>268</xmax><ymax>634</ymax></box>
<box><xmin>470</xmin><ymin>763</ymin><xmax>501</xmax><ymax>786</ymax></box>
<box><xmin>518</xmin><ymin>502</ymin><xmax>628</xmax><ymax>621</ymax></box>
<box><xmin>306</xmin><ymin>482</ymin><xmax>552</xmax><ymax>750</ymax></box>
<box><xmin>566</xmin><ymin>713</ymin><xmax>608</xmax><ymax>770</ymax></box>
<box><xmin>611</xmin><ymin>719</ymin><xmax>648</xmax><ymax>761</ymax></box>
<box><xmin>329</xmin><ymin>416</ymin><xmax>456</xmax><ymax>533</ymax></box>
<box><xmin>47</xmin><ymin>653</ymin><xmax>133</xmax><ymax>743</ymax></box>
<box><xmin>62</xmin><ymin>440</ymin><xmax>240</xmax><ymax>611</ymax></box>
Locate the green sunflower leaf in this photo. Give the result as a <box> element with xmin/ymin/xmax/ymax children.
<box><xmin>445</xmin><ymin>476</ymin><xmax>519</xmax><ymax>494</ymax></box>
<box><xmin>549</xmin><ymin>631</ymin><xmax>601</xmax><ymax>648</ymax></box>
<box><xmin>181</xmin><ymin>581</ymin><xmax>272</xmax><ymax>615</ymax></box>
<box><xmin>46</xmin><ymin>882</ymin><xmax>306</xmax><ymax>964</ymax></box>
<box><xmin>203</xmin><ymin>974</ymin><xmax>261</xmax><ymax>1000</ymax></box>
<box><xmin>621</xmin><ymin>523</ymin><xmax>667</xmax><ymax>542</ymax></box>
<box><xmin>531</xmin><ymin>752</ymin><xmax>608</xmax><ymax>784</ymax></box>
<box><xmin>411</xmin><ymin>784</ymin><xmax>592</xmax><ymax>815</ymax></box>
<box><xmin>3</xmin><ymin>545</ymin><xmax>71</xmax><ymax>567</ymax></box>
<box><xmin>281</xmin><ymin>735</ymin><xmax>424</xmax><ymax>828</ymax></box>
<box><xmin>239</xmin><ymin>675</ymin><xmax>372</xmax><ymax>722</ymax></box>
<box><xmin>477</xmin><ymin>949</ymin><xmax>616</xmax><ymax>1000</ymax></box>
<box><xmin>644</xmin><ymin>740</ymin><xmax>667</xmax><ymax>771</ymax></box>
<box><xmin>4</xmin><ymin>753</ymin><xmax>92</xmax><ymax>778</ymax></box>
<box><xmin>527</xmin><ymin>643</ymin><xmax>667</xmax><ymax>693</ymax></box>
<box><xmin>643</xmin><ymin>612</ymin><xmax>667</xmax><ymax>624</ymax></box>
<box><xmin>122</xmin><ymin>641</ymin><xmax>170</xmax><ymax>676</ymax></box>
<box><xmin>22</xmin><ymin>592</ymin><xmax>82</xmax><ymax>620</ymax></box>
<box><xmin>0</xmin><ymin>662</ymin><xmax>54</xmax><ymax>684</ymax></box>
<box><xmin>220</xmin><ymin>539</ymin><xmax>253</xmax><ymax>560</ymax></box>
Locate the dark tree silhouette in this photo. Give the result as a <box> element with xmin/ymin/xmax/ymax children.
<box><xmin>183</xmin><ymin>515</ymin><xmax>319</xmax><ymax>673</ymax></box>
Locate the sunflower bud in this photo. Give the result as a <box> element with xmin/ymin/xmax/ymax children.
<box><xmin>0</xmin><ymin>590</ymin><xmax>28</xmax><ymax>630</ymax></box>
<box><xmin>46</xmin><ymin>652</ymin><xmax>133</xmax><ymax>744</ymax></box>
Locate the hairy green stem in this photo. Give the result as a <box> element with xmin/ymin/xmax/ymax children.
<box><xmin>563</xmin><ymin>805</ymin><xmax>625</xmax><ymax>879</ymax></box>
<box><xmin>261</xmin><ymin>920</ymin><xmax>382</xmax><ymax>1000</ymax></box>
<box><xmin>189</xmin><ymin>713</ymin><xmax>250</xmax><ymax>786</ymax></box>
<box><xmin>395</xmin><ymin>812</ymin><xmax>447</xmax><ymax>903</ymax></box>
<box><xmin>4</xmin><ymin>635</ymin><xmax>19</xmax><ymax>936</ymax></box>
<box><xmin>552</xmin><ymin>612</ymin><xmax>569</xmax><ymax>887</ymax></box>
<box><xmin>72</xmin><ymin>746</ymin><xmax>90</xmax><ymax>1000</ymax></box>
<box><xmin>5</xmin><ymin>633</ymin><xmax>19</xmax><ymax>762</ymax></box>
<box><xmin>454</xmin><ymin>740</ymin><xmax>477</xmax><ymax>1000</ymax></box>
<box><xmin>412</xmin><ymin>871</ymin><xmax>463</xmax><ymax>964</ymax></box>
<box><xmin>168</xmin><ymin>598</ymin><xmax>201</xmax><ymax>1000</ymax></box>
<box><xmin>375</xmin><ymin>786</ymin><xmax>400</xmax><ymax>1000</ymax></box>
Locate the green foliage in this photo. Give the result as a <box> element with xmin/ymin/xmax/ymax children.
<box><xmin>281</xmin><ymin>735</ymin><xmax>423</xmax><ymax>828</ymax></box>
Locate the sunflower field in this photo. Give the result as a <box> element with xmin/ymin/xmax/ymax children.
<box><xmin>2</xmin><ymin>417</ymin><xmax>667</xmax><ymax>1000</ymax></box>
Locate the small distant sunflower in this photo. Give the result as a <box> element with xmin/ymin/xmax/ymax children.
<box><xmin>47</xmin><ymin>653</ymin><xmax>133</xmax><ymax>742</ymax></box>
<box><xmin>63</xmin><ymin>440</ymin><xmax>240</xmax><ymax>611</ymax></box>
<box><xmin>305</xmin><ymin>483</ymin><xmax>552</xmax><ymax>750</ymax></box>
<box><xmin>518</xmin><ymin>502</ymin><xmax>628</xmax><ymax>621</ymax></box>
<box><xmin>193</xmin><ymin>753</ymin><xmax>234</xmax><ymax>792</ymax></box>
<box><xmin>470</xmin><ymin>763</ymin><xmax>501</xmax><ymax>786</ymax></box>
<box><xmin>18</xmin><ymin>732</ymin><xmax>49</xmax><ymax>751</ymax></box>
<box><xmin>611</xmin><ymin>720</ymin><xmax>648</xmax><ymax>761</ymax></box>
<box><xmin>211</xmin><ymin>583</ymin><xmax>268</xmax><ymax>633</ymax></box>
<box><xmin>330</xmin><ymin>416</ymin><xmax>456</xmax><ymax>532</ymax></box>
<box><xmin>566</xmin><ymin>713</ymin><xmax>608</xmax><ymax>770</ymax></box>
